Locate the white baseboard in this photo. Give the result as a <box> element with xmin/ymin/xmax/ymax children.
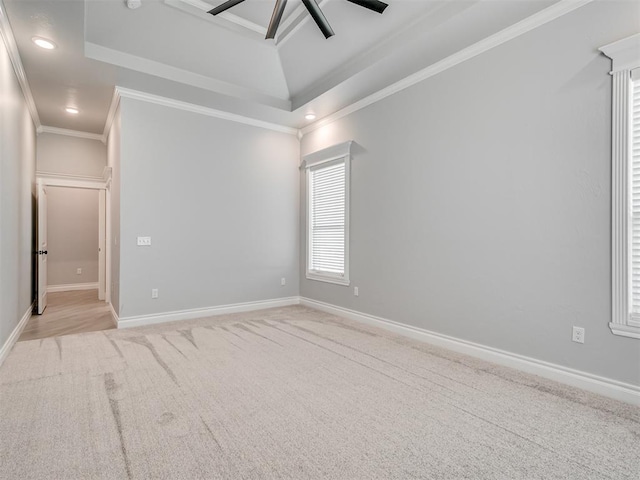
<box><xmin>48</xmin><ymin>282</ymin><xmax>98</xmax><ymax>293</ymax></box>
<box><xmin>300</xmin><ymin>297</ymin><xmax>640</xmax><ymax>405</ymax></box>
<box><xmin>108</xmin><ymin>302</ymin><xmax>119</xmax><ymax>327</ymax></box>
<box><xmin>0</xmin><ymin>302</ymin><xmax>34</xmax><ymax>367</ymax></box>
<box><xmin>117</xmin><ymin>297</ymin><xmax>300</xmax><ymax>329</ymax></box>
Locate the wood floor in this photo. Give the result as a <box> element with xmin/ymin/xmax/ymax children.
<box><xmin>18</xmin><ymin>290</ymin><xmax>115</xmax><ymax>342</ymax></box>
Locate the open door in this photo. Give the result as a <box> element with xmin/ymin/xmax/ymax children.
<box><xmin>37</xmin><ymin>183</ymin><xmax>48</xmax><ymax>314</ymax></box>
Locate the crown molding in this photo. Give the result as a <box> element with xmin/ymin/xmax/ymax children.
<box><xmin>300</xmin><ymin>0</ymin><xmax>594</xmax><ymax>136</ymax></box>
<box><xmin>39</xmin><ymin>125</ymin><xmax>105</xmax><ymax>143</ymax></box>
<box><xmin>102</xmin><ymin>87</ymin><xmax>121</xmax><ymax>143</ymax></box>
<box><xmin>116</xmin><ymin>86</ymin><xmax>299</xmax><ymax>136</ymax></box>
<box><xmin>0</xmin><ymin>0</ymin><xmax>41</xmax><ymax>130</ymax></box>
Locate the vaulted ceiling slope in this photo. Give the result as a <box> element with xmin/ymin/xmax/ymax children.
<box><xmin>4</xmin><ymin>0</ymin><xmax>563</xmax><ymax>134</ymax></box>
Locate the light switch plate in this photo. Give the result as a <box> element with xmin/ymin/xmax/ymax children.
<box><xmin>137</xmin><ymin>236</ymin><xmax>152</xmax><ymax>246</ymax></box>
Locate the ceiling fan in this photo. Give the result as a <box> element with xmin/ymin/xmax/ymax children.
<box><xmin>208</xmin><ymin>0</ymin><xmax>389</xmax><ymax>40</ymax></box>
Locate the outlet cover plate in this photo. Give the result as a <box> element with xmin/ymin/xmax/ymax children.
<box><xmin>137</xmin><ymin>236</ymin><xmax>152</xmax><ymax>246</ymax></box>
<box><xmin>572</xmin><ymin>326</ymin><xmax>585</xmax><ymax>344</ymax></box>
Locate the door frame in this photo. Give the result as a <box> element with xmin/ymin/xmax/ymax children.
<box><xmin>36</xmin><ymin>181</ymin><xmax>48</xmax><ymax>314</ymax></box>
<box><xmin>36</xmin><ymin>167</ymin><xmax>113</xmax><ymax>303</ymax></box>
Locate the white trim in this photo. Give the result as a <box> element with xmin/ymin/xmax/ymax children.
<box><xmin>302</xmin><ymin>140</ymin><xmax>353</xmax><ymax>169</ymax></box>
<box><xmin>115</xmin><ymin>87</ymin><xmax>299</xmax><ymax>136</ymax></box>
<box><xmin>0</xmin><ymin>302</ymin><xmax>34</xmax><ymax>367</ymax></box>
<box><xmin>105</xmin><ymin>186</ymin><xmax>112</xmax><ymax>304</ymax></box>
<box><xmin>305</xmin><ymin>148</ymin><xmax>351</xmax><ymax>287</ymax></box>
<box><xmin>300</xmin><ymin>297</ymin><xmax>640</xmax><ymax>405</ymax></box>
<box><xmin>300</xmin><ymin>0</ymin><xmax>594</xmax><ymax>136</ymax></box>
<box><xmin>102</xmin><ymin>88</ymin><xmax>121</xmax><ymax>142</ymax></box>
<box><xmin>38</xmin><ymin>126</ymin><xmax>105</xmax><ymax>144</ymax></box>
<box><xmin>117</xmin><ymin>297</ymin><xmax>300</xmax><ymax>329</ymax></box>
<box><xmin>609</xmin><ymin>323</ymin><xmax>640</xmax><ymax>339</ymax></box>
<box><xmin>102</xmin><ymin>166</ymin><xmax>113</xmax><ymax>185</ymax></box>
<box><xmin>600</xmin><ymin>34</ymin><xmax>640</xmax><ymax>340</ymax></box>
<box><xmin>98</xmin><ymin>190</ymin><xmax>106</xmax><ymax>301</ymax></box>
<box><xmin>223</xmin><ymin>12</ymin><xmax>267</xmax><ymax>36</ymax></box>
<box><xmin>600</xmin><ymin>33</ymin><xmax>640</xmax><ymax>73</ymax></box>
<box><xmin>36</xmin><ymin>171</ymin><xmax>108</xmax><ymax>189</ymax></box>
<box><xmin>47</xmin><ymin>282</ymin><xmax>99</xmax><ymax>293</ymax></box>
<box><xmin>0</xmin><ymin>0</ymin><xmax>41</xmax><ymax>129</ymax></box>
<box><xmin>608</xmin><ymin>69</ymin><xmax>635</xmax><ymax>338</ymax></box>
<box><xmin>109</xmin><ymin>302</ymin><xmax>119</xmax><ymax>327</ymax></box>
<box><xmin>305</xmin><ymin>272</ymin><xmax>350</xmax><ymax>286</ymax></box>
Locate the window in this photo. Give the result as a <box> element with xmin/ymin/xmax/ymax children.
<box><xmin>600</xmin><ymin>34</ymin><xmax>640</xmax><ymax>339</ymax></box>
<box><xmin>303</xmin><ymin>141</ymin><xmax>352</xmax><ymax>285</ymax></box>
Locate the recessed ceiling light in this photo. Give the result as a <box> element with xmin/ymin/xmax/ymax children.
<box><xmin>32</xmin><ymin>37</ymin><xmax>56</xmax><ymax>50</ymax></box>
<box><xmin>65</xmin><ymin>107</ymin><xmax>79</xmax><ymax>115</ymax></box>
<box><xmin>305</xmin><ymin>113</ymin><xmax>316</xmax><ymax>121</ymax></box>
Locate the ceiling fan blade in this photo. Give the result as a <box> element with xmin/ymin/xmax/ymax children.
<box><xmin>346</xmin><ymin>0</ymin><xmax>388</xmax><ymax>14</ymax></box>
<box><xmin>207</xmin><ymin>0</ymin><xmax>246</xmax><ymax>16</ymax></box>
<box><xmin>301</xmin><ymin>0</ymin><xmax>335</xmax><ymax>39</ymax></box>
<box><xmin>266</xmin><ymin>0</ymin><xmax>288</xmax><ymax>39</ymax></box>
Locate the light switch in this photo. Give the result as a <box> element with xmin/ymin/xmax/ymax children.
<box><xmin>137</xmin><ymin>236</ymin><xmax>152</xmax><ymax>246</ymax></box>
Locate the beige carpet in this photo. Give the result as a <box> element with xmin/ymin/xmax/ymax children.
<box><xmin>1</xmin><ymin>306</ymin><xmax>638</xmax><ymax>479</ymax></box>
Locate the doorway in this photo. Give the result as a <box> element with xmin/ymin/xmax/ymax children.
<box><xmin>20</xmin><ymin>175</ymin><xmax>113</xmax><ymax>341</ymax></box>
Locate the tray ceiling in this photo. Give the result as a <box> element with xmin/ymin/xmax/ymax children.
<box><xmin>2</xmin><ymin>0</ymin><xmax>564</xmax><ymax>134</ymax></box>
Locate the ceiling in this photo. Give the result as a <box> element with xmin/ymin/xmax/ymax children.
<box><xmin>2</xmin><ymin>0</ymin><xmax>560</xmax><ymax>134</ymax></box>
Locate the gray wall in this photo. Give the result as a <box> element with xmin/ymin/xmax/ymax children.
<box><xmin>37</xmin><ymin>133</ymin><xmax>106</xmax><ymax>177</ymax></box>
<box><xmin>46</xmin><ymin>187</ymin><xmax>99</xmax><ymax>286</ymax></box>
<box><xmin>107</xmin><ymin>104</ymin><xmax>121</xmax><ymax>314</ymax></box>
<box><xmin>0</xmin><ymin>31</ymin><xmax>36</xmax><ymax>348</ymax></box>
<box><xmin>300</xmin><ymin>1</ymin><xmax>640</xmax><ymax>386</ymax></box>
<box><xmin>118</xmin><ymin>98</ymin><xmax>299</xmax><ymax>318</ymax></box>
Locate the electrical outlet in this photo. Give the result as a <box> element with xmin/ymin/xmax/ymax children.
<box><xmin>151</xmin><ymin>289</ymin><xmax>159</xmax><ymax>299</ymax></box>
<box><xmin>76</xmin><ymin>268</ymin><xmax>82</xmax><ymax>275</ymax></box>
<box><xmin>281</xmin><ymin>277</ymin><xmax>286</xmax><ymax>286</ymax></box>
<box><xmin>137</xmin><ymin>236</ymin><xmax>152</xmax><ymax>246</ymax></box>
<box><xmin>572</xmin><ymin>326</ymin><xmax>585</xmax><ymax>344</ymax></box>
<box><xmin>354</xmin><ymin>286</ymin><xmax>359</xmax><ymax>297</ymax></box>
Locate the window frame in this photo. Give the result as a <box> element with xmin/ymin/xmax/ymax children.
<box><xmin>600</xmin><ymin>34</ymin><xmax>640</xmax><ymax>339</ymax></box>
<box><xmin>303</xmin><ymin>141</ymin><xmax>352</xmax><ymax>286</ymax></box>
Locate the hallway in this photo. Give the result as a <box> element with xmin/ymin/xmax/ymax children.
<box><xmin>18</xmin><ymin>290</ymin><xmax>115</xmax><ymax>342</ymax></box>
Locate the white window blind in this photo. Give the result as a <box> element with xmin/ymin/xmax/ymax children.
<box><xmin>309</xmin><ymin>160</ymin><xmax>346</xmax><ymax>276</ymax></box>
<box><xmin>630</xmin><ymin>69</ymin><xmax>640</xmax><ymax>319</ymax></box>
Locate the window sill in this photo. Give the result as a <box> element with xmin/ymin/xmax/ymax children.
<box><xmin>306</xmin><ymin>272</ymin><xmax>350</xmax><ymax>286</ymax></box>
<box><xmin>609</xmin><ymin>323</ymin><xmax>640</xmax><ymax>339</ymax></box>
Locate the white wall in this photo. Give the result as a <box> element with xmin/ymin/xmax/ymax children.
<box><xmin>37</xmin><ymin>133</ymin><xmax>106</xmax><ymax>177</ymax></box>
<box><xmin>46</xmin><ymin>187</ymin><xmax>99</xmax><ymax>286</ymax></box>
<box><xmin>117</xmin><ymin>98</ymin><xmax>299</xmax><ymax>318</ymax></box>
<box><xmin>0</xmin><ymin>29</ymin><xmax>36</xmax><ymax>348</ymax></box>
<box><xmin>300</xmin><ymin>2</ymin><xmax>640</xmax><ymax>386</ymax></box>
